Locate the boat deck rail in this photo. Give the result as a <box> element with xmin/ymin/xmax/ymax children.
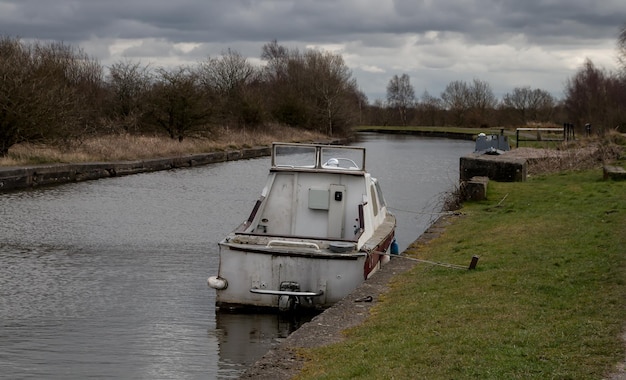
<box><xmin>224</xmin><ymin>233</ymin><xmax>359</xmax><ymax>249</ymax></box>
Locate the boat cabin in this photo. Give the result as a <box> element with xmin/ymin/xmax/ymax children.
<box><xmin>236</xmin><ymin>143</ymin><xmax>388</xmax><ymax>247</ymax></box>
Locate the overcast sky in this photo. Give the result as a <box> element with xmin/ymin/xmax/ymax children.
<box><xmin>1</xmin><ymin>0</ymin><xmax>624</xmax><ymax>102</ymax></box>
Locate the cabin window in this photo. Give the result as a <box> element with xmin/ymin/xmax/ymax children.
<box><xmin>370</xmin><ymin>184</ymin><xmax>379</xmax><ymax>216</ymax></box>
<box><xmin>374</xmin><ymin>181</ymin><xmax>386</xmax><ymax>207</ymax></box>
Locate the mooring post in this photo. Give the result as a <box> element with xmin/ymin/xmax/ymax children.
<box><xmin>468</xmin><ymin>255</ymin><xmax>480</xmax><ymax>270</ymax></box>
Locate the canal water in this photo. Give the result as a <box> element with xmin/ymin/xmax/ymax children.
<box><xmin>0</xmin><ymin>133</ymin><xmax>473</xmax><ymax>379</ymax></box>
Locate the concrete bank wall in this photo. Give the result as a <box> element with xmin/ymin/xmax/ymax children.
<box><xmin>0</xmin><ymin>146</ymin><xmax>272</xmax><ymax>193</ymax></box>
<box><xmin>460</xmin><ymin>153</ymin><xmax>527</xmax><ymax>182</ymax></box>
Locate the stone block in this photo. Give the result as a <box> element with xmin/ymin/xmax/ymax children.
<box><xmin>603</xmin><ymin>165</ymin><xmax>626</xmax><ymax>180</ymax></box>
<box><xmin>460</xmin><ymin>153</ymin><xmax>527</xmax><ymax>182</ymax></box>
<box><xmin>463</xmin><ymin>176</ymin><xmax>489</xmax><ymax>201</ymax></box>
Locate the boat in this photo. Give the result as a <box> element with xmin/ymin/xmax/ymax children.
<box><xmin>207</xmin><ymin>142</ymin><xmax>397</xmax><ymax>312</ymax></box>
<box><xmin>474</xmin><ymin>131</ymin><xmax>510</xmax><ymax>155</ymax></box>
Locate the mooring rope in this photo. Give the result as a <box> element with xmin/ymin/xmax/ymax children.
<box><xmin>374</xmin><ymin>251</ymin><xmax>476</xmax><ymax>270</ymax></box>
<box><xmin>387</xmin><ymin>206</ymin><xmax>457</xmax><ymax>216</ymax></box>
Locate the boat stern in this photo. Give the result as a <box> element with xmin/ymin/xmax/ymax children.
<box><xmin>208</xmin><ymin>239</ymin><xmax>366</xmax><ymax>312</ymax></box>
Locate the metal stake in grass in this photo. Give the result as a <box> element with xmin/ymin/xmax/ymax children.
<box><xmin>468</xmin><ymin>255</ymin><xmax>480</xmax><ymax>270</ymax></box>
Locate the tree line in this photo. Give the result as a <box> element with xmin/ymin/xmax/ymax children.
<box><xmin>0</xmin><ymin>38</ymin><xmax>362</xmax><ymax>156</ymax></box>
<box><xmin>2</xmin><ymin>28</ymin><xmax>626</xmax><ymax>157</ymax></box>
<box><xmin>379</xmin><ymin>25</ymin><xmax>626</xmax><ymax>131</ymax></box>
<box><xmin>381</xmin><ymin>60</ymin><xmax>625</xmax><ymax>133</ymax></box>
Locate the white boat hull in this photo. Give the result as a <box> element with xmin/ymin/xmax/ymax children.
<box><xmin>214</xmin><ymin>246</ymin><xmax>368</xmax><ymax>310</ymax></box>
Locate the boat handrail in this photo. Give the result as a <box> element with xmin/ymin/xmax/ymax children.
<box><xmin>266</xmin><ymin>240</ymin><xmax>320</xmax><ymax>251</ymax></box>
<box><xmin>250</xmin><ymin>288</ymin><xmax>324</xmax><ymax>297</ymax></box>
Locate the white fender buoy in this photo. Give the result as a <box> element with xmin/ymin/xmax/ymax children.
<box><xmin>207</xmin><ymin>276</ymin><xmax>228</xmax><ymax>290</ymax></box>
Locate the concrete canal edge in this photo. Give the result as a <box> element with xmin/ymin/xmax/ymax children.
<box><xmin>0</xmin><ymin>147</ymin><xmax>272</xmax><ymax>192</ymax></box>
<box><xmin>0</xmin><ymin>139</ymin><xmax>351</xmax><ymax>193</ymax></box>
<box><xmin>0</xmin><ymin>136</ymin><xmax>531</xmax><ymax>193</ymax></box>
<box><xmin>240</xmin><ymin>214</ymin><xmax>458</xmax><ymax>380</ymax></box>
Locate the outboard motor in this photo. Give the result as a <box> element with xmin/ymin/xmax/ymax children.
<box><xmin>278</xmin><ymin>281</ymin><xmax>301</xmax><ymax>312</ymax></box>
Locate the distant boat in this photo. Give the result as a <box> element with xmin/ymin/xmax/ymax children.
<box><xmin>475</xmin><ymin>132</ymin><xmax>510</xmax><ymax>155</ymax></box>
<box><xmin>208</xmin><ymin>142</ymin><xmax>397</xmax><ymax>312</ymax></box>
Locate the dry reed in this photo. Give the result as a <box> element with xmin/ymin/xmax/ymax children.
<box><xmin>0</xmin><ymin>125</ymin><xmax>328</xmax><ymax>166</ymax></box>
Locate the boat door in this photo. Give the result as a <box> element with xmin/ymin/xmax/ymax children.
<box><xmin>328</xmin><ymin>184</ymin><xmax>346</xmax><ymax>239</ymax></box>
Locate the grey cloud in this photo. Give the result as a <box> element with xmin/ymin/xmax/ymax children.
<box><xmin>0</xmin><ymin>0</ymin><xmax>624</xmax><ymax>100</ymax></box>
<box><xmin>2</xmin><ymin>0</ymin><xmax>623</xmax><ymax>45</ymax></box>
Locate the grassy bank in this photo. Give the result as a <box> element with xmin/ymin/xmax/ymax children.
<box><xmin>297</xmin><ymin>169</ymin><xmax>626</xmax><ymax>379</ymax></box>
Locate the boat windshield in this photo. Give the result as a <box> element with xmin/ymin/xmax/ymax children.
<box><xmin>273</xmin><ymin>144</ymin><xmax>317</xmax><ymax>168</ymax></box>
<box><xmin>320</xmin><ymin>147</ymin><xmax>364</xmax><ymax>170</ymax></box>
<box><xmin>272</xmin><ymin>143</ymin><xmax>366</xmax><ymax>170</ymax></box>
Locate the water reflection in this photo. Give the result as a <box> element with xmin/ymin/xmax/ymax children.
<box><xmin>355</xmin><ymin>133</ymin><xmax>472</xmax><ymax>251</ymax></box>
<box><xmin>215</xmin><ymin>312</ymin><xmax>314</xmax><ymax>378</ymax></box>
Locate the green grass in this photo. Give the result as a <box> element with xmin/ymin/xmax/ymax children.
<box><xmin>297</xmin><ymin>169</ymin><xmax>626</xmax><ymax>379</ymax></box>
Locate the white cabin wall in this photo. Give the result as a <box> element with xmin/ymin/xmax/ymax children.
<box><xmin>252</xmin><ymin>171</ymin><xmax>368</xmax><ymax>240</ymax></box>
<box><xmin>258</xmin><ymin>174</ymin><xmax>294</xmax><ymax>235</ymax></box>
<box><xmin>292</xmin><ymin>173</ymin><xmax>334</xmax><ymax>237</ymax></box>
<box><xmin>293</xmin><ymin>173</ymin><xmax>365</xmax><ymax>240</ymax></box>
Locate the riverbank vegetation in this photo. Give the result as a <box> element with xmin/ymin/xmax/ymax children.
<box><xmin>296</xmin><ymin>164</ymin><xmax>626</xmax><ymax>379</ymax></box>
<box><xmin>0</xmin><ymin>37</ymin><xmax>360</xmax><ymax>159</ymax></box>
<box><xmin>0</xmin><ymin>124</ymin><xmax>327</xmax><ymax>166</ymax></box>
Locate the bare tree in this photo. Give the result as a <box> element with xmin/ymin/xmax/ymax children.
<box><xmin>503</xmin><ymin>86</ymin><xmax>556</xmax><ymax>125</ymax></box>
<box><xmin>468</xmin><ymin>79</ymin><xmax>497</xmax><ymax>111</ymax></box>
<box><xmin>198</xmin><ymin>49</ymin><xmax>256</xmax><ymax>95</ymax></box>
<box><xmin>441</xmin><ymin>80</ymin><xmax>470</xmax><ymax>126</ymax></box>
<box><xmin>366</xmin><ymin>99</ymin><xmax>393</xmax><ymax>126</ymax></box>
<box><xmin>198</xmin><ymin>49</ymin><xmax>258</xmax><ymax>127</ymax></box>
<box><xmin>416</xmin><ymin>91</ymin><xmax>443</xmax><ymax>126</ymax></box>
<box><xmin>259</xmin><ymin>41</ymin><xmax>309</xmax><ymax>128</ymax></box>
<box><xmin>564</xmin><ymin>59</ymin><xmax>608</xmax><ymax>132</ymax></box>
<box><xmin>386</xmin><ymin>74</ymin><xmax>415</xmax><ymax>125</ymax></box>
<box><xmin>563</xmin><ymin>58</ymin><xmax>626</xmax><ymax>132</ymax></box>
<box><xmin>618</xmin><ymin>23</ymin><xmax>626</xmax><ymax>74</ymax></box>
<box><xmin>258</xmin><ymin>41</ymin><xmax>359</xmax><ymax>134</ymax></box>
<box><xmin>146</xmin><ymin>66</ymin><xmax>209</xmax><ymax>141</ymax></box>
<box><xmin>466</xmin><ymin>79</ymin><xmax>497</xmax><ymax>126</ymax></box>
<box><xmin>106</xmin><ymin>59</ymin><xmax>152</xmax><ymax>133</ymax></box>
<box><xmin>261</xmin><ymin>39</ymin><xmax>290</xmax><ymax>82</ymax></box>
<box><xmin>440</xmin><ymin>79</ymin><xmax>497</xmax><ymax>127</ymax></box>
<box><xmin>304</xmin><ymin>49</ymin><xmax>357</xmax><ymax>135</ymax></box>
<box><xmin>0</xmin><ymin>37</ymin><xmax>103</xmax><ymax>156</ymax></box>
